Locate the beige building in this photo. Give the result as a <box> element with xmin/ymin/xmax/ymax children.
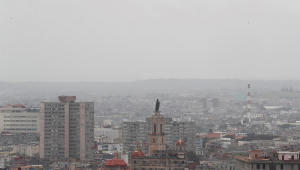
<box><xmin>235</xmin><ymin>150</ymin><xmax>300</xmax><ymax>170</ymax></box>
<box><xmin>0</xmin><ymin>104</ymin><xmax>40</xmax><ymax>134</ymax></box>
<box><xmin>148</xmin><ymin>110</ymin><xmax>166</xmax><ymax>155</ymax></box>
<box><xmin>40</xmin><ymin>96</ymin><xmax>94</xmax><ymax>161</ymax></box>
<box><xmin>13</xmin><ymin>143</ymin><xmax>39</xmax><ymax>157</ymax></box>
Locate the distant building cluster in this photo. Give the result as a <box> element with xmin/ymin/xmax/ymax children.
<box><xmin>0</xmin><ymin>82</ymin><xmax>300</xmax><ymax>170</ymax></box>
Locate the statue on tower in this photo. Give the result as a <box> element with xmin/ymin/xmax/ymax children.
<box><xmin>155</xmin><ymin>99</ymin><xmax>160</xmax><ymax>112</ymax></box>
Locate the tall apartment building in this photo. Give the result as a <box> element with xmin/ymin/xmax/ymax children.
<box><xmin>164</xmin><ymin>119</ymin><xmax>197</xmax><ymax>151</ymax></box>
<box><xmin>123</xmin><ymin>117</ymin><xmax>196</xmax><ymax>152</ymax></box>
<box><xmin>0</xmin><ymin>104</ymin><xmax>40</xmax><ymax>134</ymax></box>
<box><xmin>122</xmin><ymin>120</ymin><xmax>148</xmax><ymax>152</ymax></box>
<box><xmin>40</xmin><ymin>96</ymin><xmax>94</xmax><ymax>160</ymax></box>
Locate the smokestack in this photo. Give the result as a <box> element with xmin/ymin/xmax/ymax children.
<box><xmin>247</xmin><ymin>84</ymin><xmax>251</xmax><ymax>124</ymax></box>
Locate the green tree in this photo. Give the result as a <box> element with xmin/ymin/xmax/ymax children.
<box><xmin>280</xmin><ymin>124</ymin><xmax>294</xmax><ymax>129</ymax></box>
<box><xmin>219</xmin><ymin>124</ymin><xmax>228</xmax><ymax>130</ymax></box>
<box><xmin>186</xmin><ymin>151</ymin><xmax>200</xmax><ymax>162</ymax></box>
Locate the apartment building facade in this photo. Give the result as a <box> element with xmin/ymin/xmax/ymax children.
<box><xmin>40</xmin><ymin>96</ymin><xmax>94</xmax><ymax>161</ymax></box>
<box><xmin>0</xmin><ymin>104</ymin><xmax>40</xmax><ymax>134</ymax></box>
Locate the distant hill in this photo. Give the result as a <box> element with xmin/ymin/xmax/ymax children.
<box><xmin>0</xmin><ymin>79</ymin><xmax>299</xmax><ymax>96</ymax></box>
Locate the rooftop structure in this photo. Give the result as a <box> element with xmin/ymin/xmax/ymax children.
<box><xmin>235</xmin><ymin>150</ymin><xmax>300</xmax><ymax>170</ymax></box>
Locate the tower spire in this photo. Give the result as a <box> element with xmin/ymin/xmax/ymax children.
<box><xmin>149</xmin><ymin>99</ymin><xmax>166</xmax><ymax>155</ymax></box>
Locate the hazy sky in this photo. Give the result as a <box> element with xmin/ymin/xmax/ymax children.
<box><xmin>1</xmin><ymin>0</ymin><xmax>299</xmax><ymax>82</ymax></box>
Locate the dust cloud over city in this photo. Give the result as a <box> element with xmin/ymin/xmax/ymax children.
<box><xmin>0</xmin><ymin>0</ymin><xmax>299</xmax><ymax>170</ymax></box>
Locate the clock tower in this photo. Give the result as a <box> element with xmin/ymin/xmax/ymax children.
<box><xmin>149</xmin><ymin>99</ymin><xmax>166</xmax><ymax>155</ymax></box>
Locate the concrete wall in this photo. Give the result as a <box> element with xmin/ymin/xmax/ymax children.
<box><xmin>0</xmin><ymin>108</ymin><xmax>40</xmax><ymax>134</ymax></box>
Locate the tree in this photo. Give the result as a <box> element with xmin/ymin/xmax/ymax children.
<box><xmin>237</xmin><ymin>135</ymin><xmax>277</xmax><ymax>141</ymax></box>
<box><xmin>186</xmin><ymin>151</ymin><xmax>200</xmax><ymax>162</ymax></box>
<box><xmin>219</xmin><ymin>124</ymin><xmax>228</xmax><ymax>130</ymax></box>
<box><xmin>280</xmin><ymin>124</ymin><xmax>294</xmax><ymax>129</ymax></box>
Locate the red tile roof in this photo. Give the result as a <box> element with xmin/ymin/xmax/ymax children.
<box><xmin>131</xmin><ymin>150</ymin><xmax>146</xmax><ymax>158</ymax></box>
<box><xmin>105</xmin><ymin>159</ymin><xmax>127</xmax><ymax>167</ymax></box>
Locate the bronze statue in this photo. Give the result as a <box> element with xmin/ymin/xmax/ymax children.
<box><xmin>155</xmin><ymin>99</ymin><xmax>160</xmax><ymax>112</ymax></box>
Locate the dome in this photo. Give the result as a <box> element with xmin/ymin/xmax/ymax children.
<box><xmin>131</xmin><ymin>150</ymin><xmax>146</xmax><ymax>158</ymax></box>
<box><xmin>105</xmin><ymin>159</ymin><xmax>127</xmax><ymax>167</ymax></box>
<box><xmin>176</xmin><ymin>140</ymin><xmax>184</xmax><ymax>145</ymax></box>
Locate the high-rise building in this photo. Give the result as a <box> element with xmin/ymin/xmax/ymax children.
<box><xmin>201</xmin><ymin>98</ymin><xmax>208</xmax><ymax>109</ymax></box>
<box><xmin>40</xmin><ymin>96</ymin><xmax>94</xmax><ymax>160</ymax></box>
<box><xmin>122</xmin><ymin>120</ymin><xmax>148</xmax><ymax>152</ymax></box>
<box><xmin>0</xmin><ymin>104</ymin><xmax>40</xmax><ymax>134</ymax></box>
<box><xmin>212</xmin><ymin>98</ymin><xmax>219</xmax><ymax>108</ymax></box>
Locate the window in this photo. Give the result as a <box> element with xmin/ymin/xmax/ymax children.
<box><xmin>263</xmin><ymin>164</ymin><xmax>265</xmax><ymax>169</ymax></box>
<box><xmin>153</xmin><ymin>138</ymin><xmax>155</xmax><ymax>143</ymax></box>
<box><xmin>280</xmin><ymin>164</ymin><xmax>283</xmax><ymax>169</ymax></box>
<box><xmin>257</xmin><ymin>164</ymin><xmax>260</xmax><ymax>169</ymax></box>
<box><xmin>133</xmin><ymin>161</ymin><xmax>136</xmax><ymax>164</ymax></box>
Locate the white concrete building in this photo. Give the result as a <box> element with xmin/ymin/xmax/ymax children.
<box><xmin>97</xmin><ymin>143</ymin><xmax>123</xmax><ymax>152</ymax></box>
<box><xmin>0</xmin><ymin>104</ymin><xmax>40</xmax><ymax>134</ymax></box>
<box><xmin>0</xmin><ymin>156</ymin><xmax>10</xmax><ymax>169</ymax></box>
<box><xmin>13</xmin><ymin>143</ymin><xmax>39</xmax><ymax>157</ymax></box>
<box><xmin>94</xmin><ymin>128</ymin><xmax>119</xmax><ymax>139</ymax></box>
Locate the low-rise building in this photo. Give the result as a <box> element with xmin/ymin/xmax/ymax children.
<box><xmin>13</xmin><ymin>143</ymin><xmax>39</xmax><ymax>157</ymax></box>
<box><xmin>235</xmin><ymin>150</ymin><xmax>300</xmax><ymax>170</ymax></box>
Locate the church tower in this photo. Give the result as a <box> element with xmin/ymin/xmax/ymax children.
<box><xmin>149</xmin><ymin>99</ymin><xmax>166</xmax><ymax>155</ymax></box>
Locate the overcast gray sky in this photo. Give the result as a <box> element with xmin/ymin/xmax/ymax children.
<box><xmin>1</xmin><ymin>0</ymin><xmax>299</xmax><ymax>82</ymax></box>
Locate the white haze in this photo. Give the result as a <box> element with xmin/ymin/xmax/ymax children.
<box><xmin>0</xmin><ymin>0</ymin><xmax>299</xmax><ymax>82</ymax></box>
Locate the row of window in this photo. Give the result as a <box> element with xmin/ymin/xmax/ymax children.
<box><xmin>4</xmin><ymin>120</ymin><xmax>37</xmax><ymax>122</ymax></box>
<box><xmin>4</xmin><ymin>124</ymin><xmax>37</xmax><ymax>127</ymax></box>
<box><xmin>0</xmin><ymin>110</ymin><xmax>22</xmax><ymax>113</ymax></box>
<box><xmin>4</xmin><ymin>116</ymin><xmax>37</xmax><ymax>118</ymax></box>
<box><xmin>45</xmin><ymin>115</ymin><xmax>65</xmax><ymax>118</ymax></box>
<box><xmin>47</xmin><ymin>104</ymin><xmax>65</xmax><ymax>107</ymax></box>
<box><xmin>252</xmin><ymin>164</ymin><xmax>266</xmax><ymax>169</ymax></box>
<box><xmin>45</xmin><ymin>108</ymin><xmax>64</xmax><ymax>110</ymax></box>
<box><xmin>4</xmin><ymin>128</ymin><xmax>37</xmax><ymax>131</ymax></box>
